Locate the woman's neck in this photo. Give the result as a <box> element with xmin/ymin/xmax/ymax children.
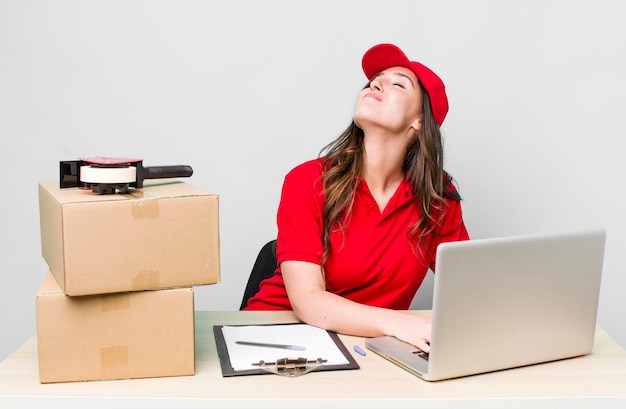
<box><xmin>361</xmin><ymin>132</ymin><xmax>406</xmax><ymax>211</ymax></box>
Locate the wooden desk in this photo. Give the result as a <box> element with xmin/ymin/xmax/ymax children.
<box><xmin>1</xmin><ymin>311</ymin><xmax>625</xmax><ymax>408</ymax></box>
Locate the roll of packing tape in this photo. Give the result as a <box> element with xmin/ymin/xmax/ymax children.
<box><xmin>80</xmin><ymin>166</ymin><xmax>136</xmax><ymax>184</ymax></box>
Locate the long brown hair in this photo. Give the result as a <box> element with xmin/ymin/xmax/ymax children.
<box><xmin>319</xmin><ymin>83</ymin><xmax>460</xmax><ymax>265</ymax></box>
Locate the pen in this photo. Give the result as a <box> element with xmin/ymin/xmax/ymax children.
<box><xmin>353</xmin><ymin>344</ymin><xmax>366</xmax><ymax>356</ymax></box>
<box><xmin>235</xmin><ymin>341</ymin><xmax>306</xmax><ymax>351</ymax></box>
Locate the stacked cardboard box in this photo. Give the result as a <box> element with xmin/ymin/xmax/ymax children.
<box><xmin>36</xmin><ymin>179</ymin><xmax>220</xmax><ymax>383</ymax></box>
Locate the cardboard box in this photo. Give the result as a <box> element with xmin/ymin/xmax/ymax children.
<box><xmin>38</xmin><ymin>179</ymin><xmax>220</xmax><ymax>296</ymax></box>
<box><xmin>36</xmin><ymin>271</ymin><xmax>195</xmax><ymax>383</ymax></box>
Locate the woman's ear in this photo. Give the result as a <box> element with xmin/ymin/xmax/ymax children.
<box><xmin>409</xmin><ymin>115</ymin><xmax>423</xmax><ymax>133</ymax></box>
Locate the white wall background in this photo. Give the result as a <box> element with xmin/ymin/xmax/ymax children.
<box><xmin>1</xmin><ymin>0</ymin><xmax>625</xmax><ymax>361</ymax></box>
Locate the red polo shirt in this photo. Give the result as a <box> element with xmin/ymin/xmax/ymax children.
<box><xmin>244</xmin><ymin>159</ymin><xmax>469</xmax><ymax>311</ymax></box>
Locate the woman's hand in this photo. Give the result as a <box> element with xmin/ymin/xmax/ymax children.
<box><xmin>387</xmin><ymin>311</ymin><xmax>432</xmax><ymax>352</ymax></box>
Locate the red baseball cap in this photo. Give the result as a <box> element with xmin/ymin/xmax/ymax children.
<box><xmin>362</xmin><ymin>43</ymin><xmax>449</xmax><ymax>126</ymax></box>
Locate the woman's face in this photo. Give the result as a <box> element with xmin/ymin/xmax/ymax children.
<box><xmin>354</xmin><ymin>66</ymin><xmax>423</xmax><ymax>135</ymax></box>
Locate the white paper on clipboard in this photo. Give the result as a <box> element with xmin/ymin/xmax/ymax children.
<box><xmin>221</xmin><ymin>324</ymin><xmax>350</xmax><ymax>371</ymax></box>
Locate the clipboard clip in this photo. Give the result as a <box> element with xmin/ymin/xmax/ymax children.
<box><xmin>251</xmin><ymin>357</ymin><xmax>327</xmax><ymax>377</ymax></box>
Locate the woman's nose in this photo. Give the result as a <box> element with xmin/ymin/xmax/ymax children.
<box><xmin>369</xmin><ymin>76</ymin><xmax>382</xmax><ymax>91</ymax></box>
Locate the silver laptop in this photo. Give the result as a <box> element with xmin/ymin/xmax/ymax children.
<box><xmin>365</xmin><ymin>229</ymin><xmax>606</xmax><ymax>381</ymax></box>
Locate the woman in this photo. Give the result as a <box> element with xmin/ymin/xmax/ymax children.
<box><xmin>244</xmin><ymin>43</ymin><xmax>469</xmax><ymax>352</ymax></box>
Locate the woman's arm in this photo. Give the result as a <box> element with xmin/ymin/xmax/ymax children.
<box><xmin>281</xmin><ymin>260</ymin><xmax>433</xmax><ymax>352</ymax></box>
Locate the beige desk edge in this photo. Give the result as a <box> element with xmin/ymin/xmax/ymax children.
<box><xmin>1</xmin><ymin>310</ymin><xmax>625</xmax><ymax>408</ymax></box>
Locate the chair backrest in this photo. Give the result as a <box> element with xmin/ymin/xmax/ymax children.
<box><xmin>239</xmin><ymin>240</ymin><xmax>278</xmax><ymax>310</ymax></box>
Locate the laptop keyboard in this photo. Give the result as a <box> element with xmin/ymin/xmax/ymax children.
<box><xmin>413</xmin><ymin>350</ymin><xmax>429</xmax><ymax>361</ymax></box>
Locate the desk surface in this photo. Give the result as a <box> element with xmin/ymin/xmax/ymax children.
<box><xmin>1</xmin><ymin>310</ymin><xmax>625</xmax><ymax>409</ymax></box>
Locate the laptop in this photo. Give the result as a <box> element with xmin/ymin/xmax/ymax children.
<box><xmin>365</xmin><ymin>228</ymin><xmax>606</xmax><ymax>381</ymax></box>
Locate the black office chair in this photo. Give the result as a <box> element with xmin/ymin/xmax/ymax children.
<box><xmin>239</xmin><ymin>240</ymin><xmax>278</xmax><ymax>310</ymax></box>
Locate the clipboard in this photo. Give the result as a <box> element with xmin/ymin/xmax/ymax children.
<box><xmin>213</xmin><ymin>323</ymin><xmax>360</xmax><ymax>377</ymax></box>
